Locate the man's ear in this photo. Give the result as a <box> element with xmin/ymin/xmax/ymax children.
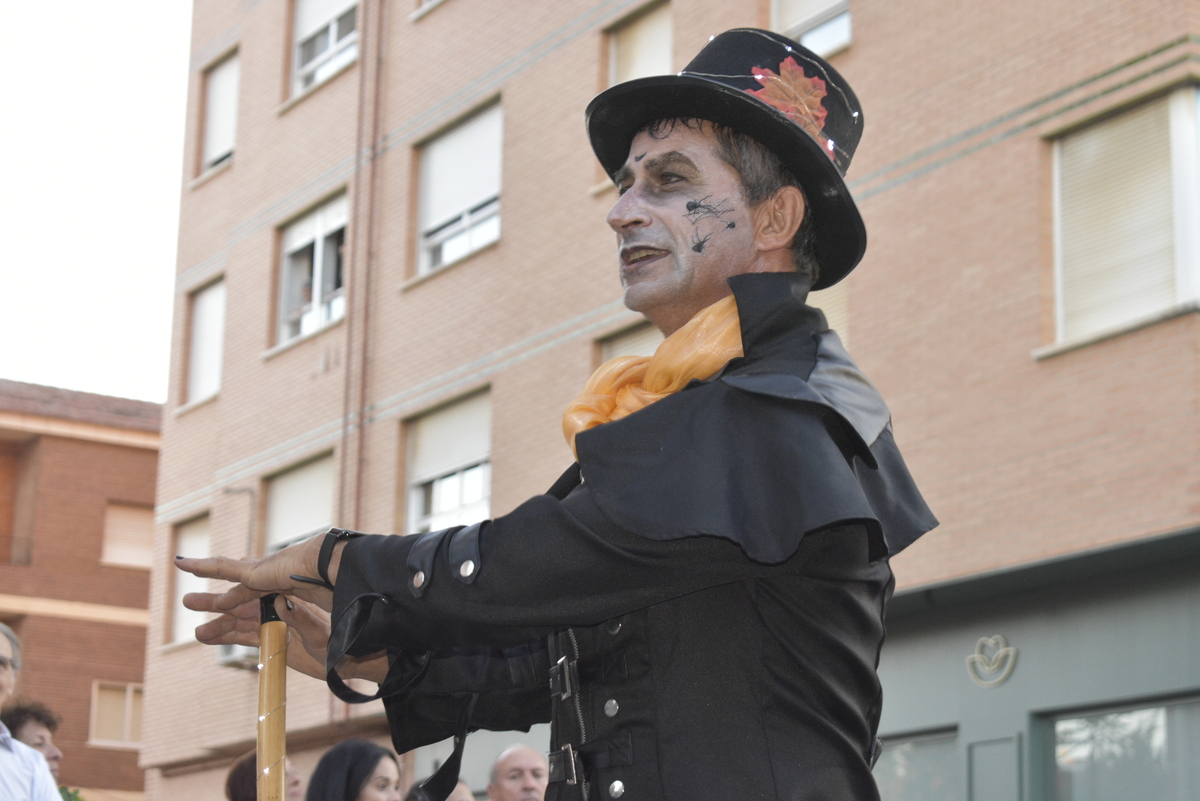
<box><xmin>753</xmin><ymin>185</ymin><xmax>806</xmax><ymax>252</ymax></box>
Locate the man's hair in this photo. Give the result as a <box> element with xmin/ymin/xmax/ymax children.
<box><xmin>634</xmin><ymin>118</ymin><xmax>820</xmax><ymax>289</ymax></box>
<box><xmin>0</xmin><ymin>699</ymin><xmax>60</xmax><ymax>734</ymax></box>
<box><xmin>0</xmin><ymin>622</ymin><xmax>19</xmax><ymax>670</ymax></box>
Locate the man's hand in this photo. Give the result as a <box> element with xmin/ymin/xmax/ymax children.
<box><xmin>174</xmin><ymin>535</ymin><xmax>332</xmax><ymax>611</ymax></box>
<box><xmin>183</xmin><ymin>593</ymin><xmax>330</xmax><ymax>679</ymax></box>
<box><xmin>182</xmin><ymin>592</ymin><xmax>390</xmax><ymax>683</ymax></box>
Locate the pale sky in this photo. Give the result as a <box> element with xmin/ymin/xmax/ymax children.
<box><xmin>0</xmin><ymin>3</ymin><xmax>193</xmax><ymax>403</ymax></box>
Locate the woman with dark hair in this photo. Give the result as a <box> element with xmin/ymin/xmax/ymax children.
<box><xmin>305</xmin><ymin>739</ymin><xmax>401</xmax><ymax>801</ymax></box>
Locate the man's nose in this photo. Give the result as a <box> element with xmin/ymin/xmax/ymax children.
<box><xmin>48</xmin><ymin>743</ymin><xmax>63</xmax><ymax>760</ymax></box>
<box><xmin>607</xmin><ymin>187</ymin><xmax>649</xmax><ymax>232</ymax></box>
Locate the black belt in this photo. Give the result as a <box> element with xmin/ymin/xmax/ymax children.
<box><xmin>547</xmin><ymin>735</ymin><xmax>634</xmax><ymax>784</ymax></box>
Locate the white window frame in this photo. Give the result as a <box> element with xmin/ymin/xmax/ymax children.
<box><xmin>294</xmin><ymin>1</ymin><xmax>359</xmax><ymax>94</ymax></box>
<box><xmin>279</xmin><ymin>195</ymin><xmax>348</xmax><ymax>344</ymax></box>
<box><xmin>774</xmin><ymin>0</ymin><xmax>851</xmax><ymax>57</ymax></box>
<box><xmin>418</xmin><ymin>104</ymin><xmax>503</xmax><ymax>275</ymax></box>
<box><xmin>88</xmin><ymin>681</ymin><xmax>143</xmax><ymax>749</ymax></box>
<box><xmin>1051</xmin><ymin>86</ymin><xmax>1200</xmax><ymax>346</ymax></box>
<box><xmin>409</xmin><ymin>461</ymin><xmax>491</xmax><ymax>534</ymax></box>
<box><xmin>406</xmin><ymin>393</ymin><xmax>491</xmax><ymax>534</ymax></box>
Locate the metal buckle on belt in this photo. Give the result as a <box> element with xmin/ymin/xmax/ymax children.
<box><xmin>547</xmin><ymin>743</ymin><xmax>578</xmax><ymax>785</ymax></box>
<box><xmin>548</xmin><ymin>655</ymin><xmax>575</xmax><ymax>700</ymax></box>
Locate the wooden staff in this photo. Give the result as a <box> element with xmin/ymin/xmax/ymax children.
<box><xmin>257</xmin><ymin>594</ymin><xmax>287</xmax><ymax>801</ymax></box>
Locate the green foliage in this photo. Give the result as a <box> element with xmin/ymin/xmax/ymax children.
<box><xmin>59</xmin><ymin>788</ymin><xmax>85</xmax><ymax>801</ymax></box>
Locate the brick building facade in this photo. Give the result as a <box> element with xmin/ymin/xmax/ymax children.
<box><xmin>148</xmin><ymin>0</ymin><xmax>1199</xmax><ymax>798</ymax></box>
<box><xmin>0</xmin><ymin>379</ymin><xmax>159</xmax><ymax>800</ymax></box>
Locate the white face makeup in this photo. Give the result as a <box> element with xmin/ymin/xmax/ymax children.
<box><xmin>607</xmin><ymin>122</ymin><xmax>759</xmax><ymax>335</ymax></box>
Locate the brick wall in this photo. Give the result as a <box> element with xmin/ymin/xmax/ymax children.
<box><xmin>1</xmin><ymin>432</ymin><xmax>156</xmax><ymax>793</ymax></box>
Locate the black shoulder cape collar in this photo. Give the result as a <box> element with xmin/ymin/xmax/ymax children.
<box><xmin>574</xmin><ymin>272</ymin><xmax>936</xmax><ymax>563</ymax></box>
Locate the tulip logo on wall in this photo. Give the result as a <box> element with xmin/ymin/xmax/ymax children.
<box><xmin>966</xmin><ymin>635</ymin><xmax>1018</xmax><ymax>688</ymax></box>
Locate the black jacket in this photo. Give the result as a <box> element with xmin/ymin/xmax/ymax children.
<box><xmin>328</xmin><ymin>272</ymin><xmax>936</xmax><ymax>801</ymax></box>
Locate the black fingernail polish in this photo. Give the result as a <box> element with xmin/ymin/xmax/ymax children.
<box><xmin>175</xmin><ymin>555</ymin><xmax>183</xmax><ymax>560</ymax></box>
<box><xmin>285</xmin><ymin>598</ymin><xmax>294</xmax><ymax>611</ymax></box>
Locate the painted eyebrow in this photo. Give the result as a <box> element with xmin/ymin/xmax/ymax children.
<box><xmin>612</xmin><ymin>151</ymin><xmax>700</xmax><ymax>186</ymax></box>
<box><xmin>643</xmin><ymin>151</ymin><xmax>700</xmax><ymax>176</ymax></box>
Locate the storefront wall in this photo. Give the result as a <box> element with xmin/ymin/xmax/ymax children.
<box><xmin>876</xmin><ymin>531</ymin><xmax>1200</xmax><ymax>801</ymax></box>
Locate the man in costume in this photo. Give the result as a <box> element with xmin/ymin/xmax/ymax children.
<box><xmin>179</xmin><ymin>29</ymin><xmax>936</xmax><ymax>801</ymax></box>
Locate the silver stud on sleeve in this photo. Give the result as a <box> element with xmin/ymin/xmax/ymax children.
<box><xmin>604</xmin><ymin>699</ymin><xmax>619</xmax><ymax>717</ymax></box>
<box><xmin>608</xmin><ymin>780</ymin><xmax>625</xmax><ymax>798</ymax></box>
<box><xmin>459</xmin><ymin>560</ymin><xmax>475</xmax><ymax>578</ymax></box>
<box><xmin>412</xmin><ymin>570</ymin><xmax>426</xmax><ymax>589</ymax></box>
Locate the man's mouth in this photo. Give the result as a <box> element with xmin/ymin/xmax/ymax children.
<box><xmin>621</xmin><ymin>246</ymin><xmax>668</xmax><ymax>266</ymax></box>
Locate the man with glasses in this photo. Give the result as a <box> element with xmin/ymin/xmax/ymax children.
<box><xmin>0</xmin><ymin>622</ymin><xmax>60</xmax><ymax>801</ymax></box>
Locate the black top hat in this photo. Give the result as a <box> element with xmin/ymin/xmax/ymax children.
<box><xmin>586</xmin><ymin>28</ymin><xmax>866</xmax><ymax>290</ymax></box>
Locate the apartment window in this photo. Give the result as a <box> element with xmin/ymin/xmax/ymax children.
<box><xmin>776</xmin><ymin>0</ymin><xmax>851</xmax><ymax>56</ymax></box>
<box><xmin>1054</xmin><ymin>87</ymin><xmax>1200</xmax><ymax>343</ymax></box>
<box><xmin>408</xmin><ymin>392</ymin><xmax>490</xmax><ymax>533</ymax></box>
<box><xmin>873</xmin><ymin>729</ymin><xmax>960</xmax><ymax>801</ymax></box>
<box><xmin>90</xmin><ymin>682</ymin><xmax>143</xmax><ymax>748</ymax></box>
<box><xmin>279</xmin><ymin>195</ymin><xmax>347</xmax><ymax>343</ymax></box>
<box><xmin>602</xmin><ymin>322</ymin><xmax>663</xmax><ymax>361</ymax></box>
<box><xmin>610</xmin><ymin>3</ymin><xmax>672</xmax><ymax>85</ymax></box>
<box><xmin>171</xmin><ymin>516</ymin><xmax>210</xmax><ymax>642</ymax></box>
<box><xmin>418</xmin><ymin>105</ymin><xmax>503</xmax><ymax>274</ymax></box>
<box><xmin>294</xmin><ymin>0</ymin><xmax>358</xmax><ymax>93</ymax></box>
<box><xmin>101</xmin><ymin>503</ymin><xmax>153</xmax><ymax>569</ymax></box>
<box><xmin>186</xmin><ymin>280</ymin><xmax>225</xmax><ymax>404</ymax></box>
<box><xmin>201</xmin><ymin>52</ymin><xmax>239</xmax><ymax>171</ymax></box>
<box><xmin>808</xmin><ymin>281</ymin><xmax>849</xmax><ymax>346</ymax></box>
<box><xmin>1053</xmin><ymin>697</ymin><xmax>1200</xmax><ymax>800</ymax></box>
<box><xmin>266</xmin><ymin>454</ymin><xmax>334</xmax><ymax>551</ymax></box>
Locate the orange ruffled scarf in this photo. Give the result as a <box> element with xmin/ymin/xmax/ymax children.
<box><xmin>563</xmin><ymin>294</ymin><xmax>744</xmax><ymax>459</ymax></box>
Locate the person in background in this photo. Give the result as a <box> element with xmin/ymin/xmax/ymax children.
<box><xmin>486</xmin><ymin>747</ymin><xmax>546</xmax><ymax>801</ymax></box>
<box><xmin>0</xmin><ymin>701</ymin><xmax>63</xmax><ymax>782</ymax></box>
<box><xmin>225</xmin><ymin>749</ymin><xmax>305</xmax><ymax>801</ymax></box>
<box><xmin>305</xmin><ymin>739</ymin><xmax>401</xmax><ymax>801</ymax></box>
<box><xmin>0</xmin><ymin>622</ymin><xmax>59</xmax><ymax>801</ymax></box>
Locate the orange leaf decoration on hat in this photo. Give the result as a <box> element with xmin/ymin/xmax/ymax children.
<box><xmin>747</xmin><ymin>56</ymin><xmax>833</xmax><ymax>159</ymax></box>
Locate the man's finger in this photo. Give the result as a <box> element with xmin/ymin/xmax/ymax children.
<box><xmin>209</xmin><ymin>583</ymin><xmax>270</xmax><ymax>613</ymax></box>
<box><xmin>174</xmin><ymin>554</ymin><xmax>256</xmax><ymax>583</ymax></box>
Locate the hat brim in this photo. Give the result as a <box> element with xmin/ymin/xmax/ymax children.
<box><xmin>586</xmin><ymin>75</ymin><xmax>865</xmax><ymax>290</ymax></box>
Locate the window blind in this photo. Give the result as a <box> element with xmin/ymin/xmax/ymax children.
<box><xmin>266</xmin><ymin>455</ymin><xmax>335</xmax><ymax>549</ymax></box>
<box><xmin>602</xmin><ymin>323</ymin><xmax>664</xmax><ymax>361</ymax></box>
<box><xmin>612</xmin><ymin>4</ymin><xmax>672</xmax><ymax>85</ymax></box>
<box><xmin>776</xmin><ymin>0</ymin><xmax>842</xmax><ymax>30</ymax></box>
<box><xmin>295</xmin><ymin>0</ymin><xmax>356</xmax><ymax>39</ymax></box>
<box><xmin>419</xmin><ymin>105</ymin><xmax>503</xmax><ymax>231</ymax></box>
<box><xmin>173</xmin><ymin>517</ymin><xmax>210</xmax><ymax>641</ymax></box>
<box><xmin>409</xmin><ymin>392</ymin><xmax>491</xmax><ymax>484</ymax></box>
<box><xmin>102</xmin><ymin>503</ymin><xmax>154</xmax><ymax>569</ymax></box>
<box><xmin>1057</xmin><ymin>96</ymin><xmax>1175</xmax><ymax>341</ymax></box>
<box><xmin>202</xmin><ymin>54</ymin><xmax>239</xmax><ymax>168</ymax></box>
<box><xmin>187</xmin><ymin>280</ymin><xmax>225</xmax><ymax>403</ymax></box>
